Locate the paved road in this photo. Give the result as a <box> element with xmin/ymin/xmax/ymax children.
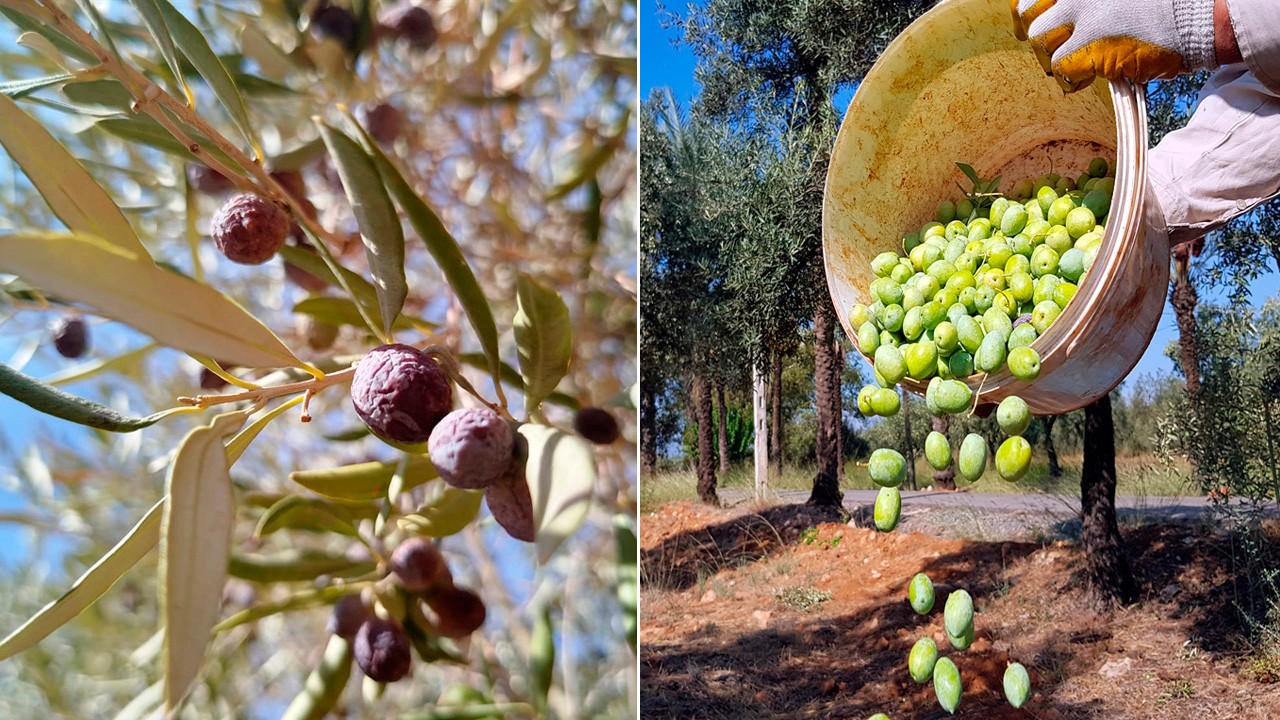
<box><xmin>718</xmin><ymin>487</ymin><xmax>1265</xmax><ymax>523</ymax></box>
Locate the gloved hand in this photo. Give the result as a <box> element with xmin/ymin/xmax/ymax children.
<box><xmin>1010</xmin><ymin>0</ymin><xmax>1218</xmax><ymax>91</ymax></box>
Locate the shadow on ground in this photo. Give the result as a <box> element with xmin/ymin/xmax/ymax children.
<box><xmin>640</xmin><ymin>503</ymin><xmax>844</xmax><ymax>592</ymax></box>
<box><xmin>641</xmin><ymin>501</ymin><xmax>1280</xmax><ymax>719</ymax></box>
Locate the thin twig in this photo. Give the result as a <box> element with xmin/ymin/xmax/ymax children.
<box><xmin>178</xmin><ymin>366</ymin><xmax>356</xmax><ymax>409</ymax></box>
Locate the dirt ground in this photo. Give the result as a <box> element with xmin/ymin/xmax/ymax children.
<box><xmin>640</xmin><ymin>500</ymin><xmax>1280</xmax><ymax>719</ymax></box>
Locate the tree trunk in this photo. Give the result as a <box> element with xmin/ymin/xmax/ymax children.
<box><xmin>640</xmin><ymin>379</ymin><xmax>657</xmax><ymax>474</ymax></box>
<box><xmin>932</xmin><ymin>414</ymin><xmax>956</xmax><ymax>490</ymax></box>
<box><xmin>1170</xmin><ymin>261</ymin><xmax>1201</xmax><ymax>397</ymax></box>
<box><xmin>770</xmin><ymin>351</ymin><xmax>783</xmax><ymax>479</ymax></box>
<box><xmin>693</xmin><ymin>373</ymin><xmax>718</xmax><ymax>505</ymax></box>
<box><xmin>753</xmin><ymin>364</ymin><xmax>768</xmax><ymax>501</ymax></box>
<box><xmin>902</xmin><ymin>389</ymin><xmax>916</xmax><ymax>490</ymax></box>
<box><xmin>1080</xmin><ymin>394</ymin><xmax>1138</xmax><ymax>609</ymax></box>
<box><xmin>1043</xmin><ymin>414</ymin><xmax>1062</xmax><ymax>478</ymax></box>
<box><xmin>716</xmin><ymin>380</ymin><xmax>730</xmax><ymax>475</ymax></box>
<box><xmin>808</xmin><ymin>293</ymin><xmax>843</xmax><ymax>507</ymax></box>
<box><xmin>1170</xmin><ymin>255</ymin><xmax>1201</xmax><ymax>479</ymax></box>
<box><xmin>832</xmin><ymin>332</ymin><xmax>845</xmax><ymax>484</ymax></box>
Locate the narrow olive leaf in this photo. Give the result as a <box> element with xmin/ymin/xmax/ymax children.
<box><xmin>113</xmin><ymin>680</ymin><xmax>163</xmax><ymax>720</ymax></box>
<box><xmin>0</xmin><ymin>233</ymin><xmax>304</xmax><ymax>369</ymax></box>
<box><xmin>92</xmin><ymin>115</ymin><xmax>217</xmax><ymax>163</ymax></box>
<box><xmin>127</xmin><ymin>0</ymin><xmax>191</xmax><ymax>104</ymax></box>
<box><xmin>353</xmin><ymin>125</ymin><xmax>503</xmax><ymax>392</ymax></box>
<box><xmin>238</xmin><ymin>25</ymin><xmax>298</xmax><ymax>81</ymax></box>
<box><xmin>529</xmin><ymin>606</ymin><xmax>554</xmax><ymax>713</ymax></box>
<box><xmin>289</xmin><ymin>456</ymin><xmax>437</xmax><ymax>503</ymax></box>
<box><xmin>0</xmin><ymin>360</ymin><xmax>188</xmax><ymax>432</ymax></box>
<box><xmin>0</xmin><ymin>72</ymin><xmax>74</xmax><ymax>99</ymax></box>
<box><xmin>615</xmin><ymin>514</ymin><xmax>637</xmax><ymax>650</ymax></box>
<box><xmin>268</xmin><ymin>137</ymin><xmax>325</xmax><ymax>172</ymax></box>
<box><xmin>316</xmin><ymin>122</ymin><xmax>407</xmax><ymax>337</ymax></box>
<box><xmin>0</xmin><ymin>8</ymin><xmax>98</xmax><ymax>65</ymax></box>
<box><xmin>0</xmin><ymin>94</ymin><xmax>145</xmax><ymax>256</ymax></box>
<box><xmin>72</xmin><ymin>0</ymin><xmax>124</xmax><ymax>76</ymax></box>
<box><xmin>254</xmin><ymin>495</ymin><xmax>371</xmax><ymax>538</ymax></box>
<box><xmin>399</xmin><ymin>704</ymin><xmax>536</xmax><ymax>720</ymax></box>
<box><xmin>279</xmin><ymin>244</ymin><xmax>384</xmax><ymax>331</ymax></box>
<box><xmin>213</xmin><ymin>585</ymin><xmax>355</xmax><ymax>634</ymax></box>
<box><xmin>397</xmin><ymin>486</ymin><xmax>483</xmax><ymax>537</ymax></box>
<box><xmin>0</xmin><ymin>498</ymin><xmax>164</xmax><ymax>662</ymax></box>
<box><xmin>43</xmin><ymin>343</ymin><xmax>157</xmax><ymax>386</ymax></box>
<box><xmin>513</xmin><ymin>274</ymin><xmax>572</xmax><ymax>412</ymax></box>
<box><xmin>161</xmin><ymin>410</ymin><xmax>248</xmax><ymax>711</ymax></box>
<box><xmin>518</xmin><ymin>424</ymin><xmax>595</xmax><ymax>563</ymax></box>
<box><xmin>281</xmin><ymin>635</ymin><xmax>354</xmax><ymax>720</ymax></box>
<box><xmin>293</xmin><ymin>296</ymin><xmax>433</xmax><ymax>333</ymax></box>
<box><xmin>457</xmin><ymin>353</ymin><xmax>579</xmax><ymax>410</ymax></box>
<box><xmin>65</xmin><ymin>77</ymin><xmax>142</xmax><ymax>110</ymax></box>
<box><xmin>234</xmin><ymin>73</ymin><xmax>297</xmax><ymax>97</ymax></box>
<box><xmin>224</xmin><ymin>395</ymin><xmax>304</xmax><ymax>465</ymax></box>
<box><xmin>228</xmin><ymin>549</ymin><xmax>376</xmax><ymax>583</ymax></box>
<box><xmin>153</xmin><ymin>0</ymin><xmax>259</xmax><ymax>154</ymax></box>
<box><xmin>323</xmin><ymin>426</ymin><xmax>370</xmax><ymax>442</ymax></box>
<box><xmin>546</xmin><ymin>141</ymin><xmax>616</xmax><ymax>201</ymax></box>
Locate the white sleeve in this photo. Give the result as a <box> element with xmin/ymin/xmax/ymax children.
<box><xmin>1225</xmin><ymin>0</ymin><xmax>1280</xmax><ymax>94</ymax></box>
<box><xmin>1147</xmin><ymin>65</ymin><xmax>1280</xmax><ymax>245</ymax></box>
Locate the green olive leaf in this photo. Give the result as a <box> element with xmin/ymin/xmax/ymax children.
<box><xmin>153</xmin><ymin>0</ymin><xmax>260</xmax><ymax>155</ymax></box>
<box><xmin>278</xmin><ymin>244</ymin><xmax>384</xmax><ymax>334</ymax></box>
<box><xmin>614</xmin><ymin>514</ymin><xmax>637</xmax><ymax>650</ymax></box>
<box><xmin>518</xmin><ymin>423</ymin><xmax>595</xmax><ymax>563</ymax></box>
<box><xmin>397</xmin><ymin>485</ymin><xmax>484</xmax><ymax>538</ymax></box>
<box><xmin>350</xmin><ymin>120</ymin><xmax>503</xmax><ymax>395</ymax></box>
<box><xmin>0</xmin><ymin>498</ymin><xmax>164</xmax><ymax>662</ymax></box>
<box><xmin>280</xmin><ymin>635</ymin><xmax>354</xmax><ymax>720</ymax></box>
<box><xmin>457</xmin><ymin>352</ymin><xmax>579</xmax><ymax>410</ymax></box>
<box><xmin>400</xmin><ymin>704</ymin><xmax>536</xmax><ymax>720</ymax></box>
<box><xmin>529</xmin><ymin>607</ymin><xmax>554</xmax><ymax>713</ymax></box>
<box><xmin>268</xmin><ymin>137</ymin><xmax>325</xmax><ymax>172</ymax></box>
<box><xmin>0</xmin><ymin>93</ymin><xmax>145</xmax><ymax>256</ymax></box>
<box><xmin>126</xmin><ymin>0</ymin><xmax>191</xmax><ymax>103</ymax></box>
<box><xmin>0</xmin><ymin>8</ymin><xmax>98</xmax><ymax>65</ymax></box>
<box><xmin>0</xmin><ymin>72</ymin><xmax>75</xmax><ymax>99</ymax></box>
<box><xmin>213</xmin><ymin>585</ymin><xmax>355</xmax><ymax>634</ymax></box>
<box><xmin>227</xmin><ymin>549</ymin><xmax>376</xmax><ymax>583</ymax></box>
<box><xmin>90</xmin><ymin>114</ymin><xmax>238</xmax><ymax>170</ymax></box>
<box><xmin>0</xmin><ymin>232</ymin><xmax>305</xmax><ymax>369</ymax></box>
<box><xmin>254</xmin><ymin>495</ymin><xmax>373</xmax><ymax>538</ymax></box>
<box><xmin>63</xmin><ymin>79</ymin><xmax>134</xmax><ymax>110</ymax></box>
<box><xmin>293</xmin><ymin>296</ymin><xmax>435</xmax><ymax>333</ymax></box>
<box><xmin>42</xmin><ymin>343</ymin><xmax>158</xmax><ymax>386</ymax></box>
<box><xmin>161</xmin><ymin>410</ymin><xmax>249</xmax><ymax>711</ymax></box>
<box><xmin>238</xmin><ymin>25</ymin><xmax>299</xmax><ymax>82</ymax></box>
<box><xmin>289</xmin><ymin>456</ymin><xmax>437</xmax><ymax>503</ymax></box>
<box><xmin>513</xmin><ymin>274</ymin><xmax>572</xmax><ymax>413</ymax></box>
<box><xmin>301</xmin><ymin>120</ymin><xmax>405</xmax><ymax>338</ymax></box>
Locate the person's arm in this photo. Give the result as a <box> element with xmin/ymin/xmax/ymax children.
<box><xmin>1215</xmin><ymin>0</ymin><xmax>1242</xmax><ymax>65</ymax></box>
<box><xmin>1224</xmin><ymin>0</ymin><xmax>1280</xmax><ymax>93</ymax></box>
<box><xmin>1148</xmin><ymin>67</ymin><xmax>1280</xmax><ymax>245</ymax></box>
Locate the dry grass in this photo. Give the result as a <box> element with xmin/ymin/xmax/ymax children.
<box><xmin>642</xmin><ymin>453</ymin><xmax>1196</xmax><ymax>512</ymax></box>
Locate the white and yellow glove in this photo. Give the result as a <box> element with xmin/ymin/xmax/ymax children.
<box><xmin>1010</xmin><ymin>0</ymin><xmax>1219</xmax><ymax>91</ymax></box>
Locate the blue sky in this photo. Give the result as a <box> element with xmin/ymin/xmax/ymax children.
<box><xmin>640</xmin><ymin>0</ymin><xmax>1280</xmax><ymax>389</ymax></box>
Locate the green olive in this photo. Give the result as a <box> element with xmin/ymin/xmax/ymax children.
<box><xmin>996</xmin><ymin>395</ymin><xmax>1031</xmax><ymax>436</ymax></box>
<box><xmin>996</xmin><ymin>436</ymin><xmax>1032</xmax><ymax>481</ymax></box>
<box><xmin>1007</xmin><ymin>346</ymin><xmax>1042</xmax><ymax>381</ymax></box>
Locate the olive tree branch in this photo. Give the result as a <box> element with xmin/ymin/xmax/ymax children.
<box><xmin>22</xmin><ymin>0</ymin><xmax>354</xmax><ymax>262</ymax></box>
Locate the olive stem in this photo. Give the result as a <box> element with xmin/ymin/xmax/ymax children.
<box><xmin>178</xmin><ymin>366</ymin><xmax>356</xmax><ymax>409</ymax></box>
<box><xmin>24</xmin><ymin>0</ymin><xmax>353</xmax><ymax>260</ymax></box>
